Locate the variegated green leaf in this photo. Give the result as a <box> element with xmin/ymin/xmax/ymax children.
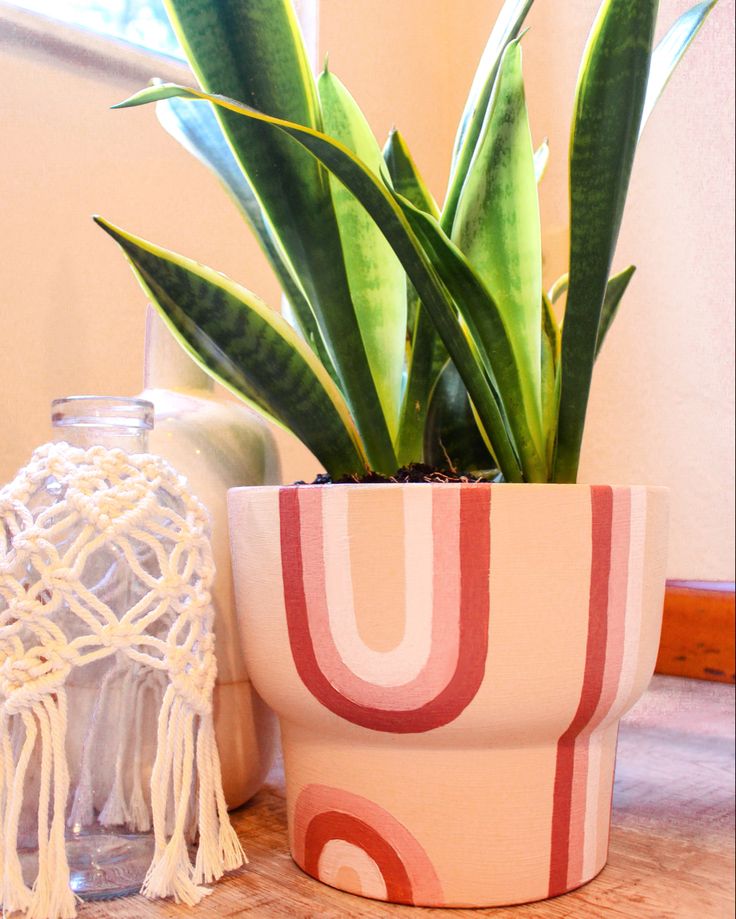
<box><xmin>443</xmin><ymin>0</ymin><xmax>534</xmax><ymax>230</ymax></box>
<box><xmin>113</xmin><ymin>82</ymin><xmax>524</xmax><ymax>481</ymax></box>
<box><xmin>424</xmin><ymin>361</ymin><xmax>497</xmax><ymax>475</ymax></box>
<box><xmin>382</xmin><ymin>130</ymin><xmax>440</xmax><ymax>220</ymax></box>
<box><xmin>396</xmin><ymin>315</ymin><xmax>448</xmax><ymax>467</ymax></box>
<box><xmin>155</xmin><ymin>94</ymin><xmax>334</xmax><ymax>374</ymax></box>
<box><xmin>596</xmin><ymin>265</ymin><xmax>636</xmax><ymax>355</ymax></box>
<box><xmin>535</xmin><ymin>138</ymin><xmax>550</xmax><ymax>183</ymax></box>
<box><xmin>452</xmin><ymin>39</ymin><xmax>544</xmax><ymax>456</ymax></box>
<box><xmin>555</xmin><ymin>0</ymin><xmax>657</xmax><ymax>483</ymax></box>
<box><xmin>546</xmin><ymin>267</ymin><xmax>635</xmax><ymax>353</ymax></box>
<box><xmin>162</xmin><ymin>0</ymin><xmax>396</xmax><ymax>473</ymax></box>
<box><xmin>383</xmin><ymin>129</ymin><xmax>438</xmax><ymax>342</ymax></box>
<box><xmin>318</xmin><ymin>67</ymin><xmax>406</xmax><ymax>440</ymax></box>
<box><xmin>95</xmin><ymin>216</ymin><xmax>367</xmax><ymax>479</ymax></box>
<box><xmin>549</xmin><ymin>273</ymin><xmax>569</xmax><ymax>305</ymax></box>
<box><xmin>383</xmin><ymin>129</ymin><xmax>445</xmax><ymax>465</ymax></box>
<box><xmin>641</xmin><ymin>1</ymin><xmax>718</xmax><ymax>135</ymax></box>
<box><xmin>541</xmin><ymin>294</ymin><xmax>561</xmax><ymax>470</ymax></box>
<box><xmin>398</xmin><ymin>196</ymin><xmax>546</xmax><ymax>481</ymax></box>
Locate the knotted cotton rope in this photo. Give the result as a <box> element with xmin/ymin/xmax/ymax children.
<box><xmin>0</xmin><ymin>442</ymin><xmax>245</xmax><ymax>918</ymax></box>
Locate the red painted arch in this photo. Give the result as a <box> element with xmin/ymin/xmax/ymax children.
<box><xmin>278</xmin><ymin>485</ymin><xmax>490</xmax><ymax>733</ymax></box>
<box><xmin>304</xmin><ymin>811</ymin><xmax>413</xmax><ymax>904</ymax></box>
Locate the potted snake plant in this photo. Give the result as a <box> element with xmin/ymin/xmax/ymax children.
<box><xmin>97</xmin><ymin>0</ymin><xmax>716</xmax><ymax>907</ymax></box>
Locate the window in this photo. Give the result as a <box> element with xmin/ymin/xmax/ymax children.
<box><xmin>6</xmin><ymin>0</ymin><xmax>184</xmax><ymax>59</ymax></box>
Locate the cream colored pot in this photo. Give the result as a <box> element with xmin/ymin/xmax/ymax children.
<box><xmin>228</xmin><ymin>482</ymin><xmax>668</xmax><ymax>908</ymax></box>
<box><xmin>141</xmin><ymin>308</ymin><xmax>280</xmax><ymax>809</ymax></box>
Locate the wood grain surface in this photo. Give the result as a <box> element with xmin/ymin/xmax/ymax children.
<box><xmin>656</xmin><ymin>581</ymin><xmax>735</xmax><ymax>684</ymax></box>
<box><xmin>81</xmin><ymin>675</ymin><xmax>735</xmax><ymax>919</ymax></box>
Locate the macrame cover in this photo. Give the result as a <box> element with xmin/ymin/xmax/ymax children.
<box><xmin>0</xmin><ymin>443</ymin><xmax>245</xmax><ymax>918</ymax></box>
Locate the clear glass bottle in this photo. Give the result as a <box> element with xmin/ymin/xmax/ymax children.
<box><xmin>18</xmin><ymin>397</ymin><xmax>159</xmax><ymax>900</ymax></box>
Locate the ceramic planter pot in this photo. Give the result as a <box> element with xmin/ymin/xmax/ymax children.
<box><xmin>228</xmin><ymin>483</ymin><xmax>668</xmax><ymax>908</ymax></box>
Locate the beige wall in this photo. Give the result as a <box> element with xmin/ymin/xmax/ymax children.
<box><xmin>319</xmin><ymin>0</ymin><xmax>496</xmax><ymax>204</ymax></box>
<box><xmin>0</xmin><ymin>1</ymin><xmax>733</xmax><ymax>578</ymax></box>
<box><xmin>0</xmin><ymin>6</ymin><xmax>317</xmax><ymax>484</ymax></box>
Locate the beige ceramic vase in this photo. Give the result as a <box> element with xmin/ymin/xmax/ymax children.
<box><xmin>228</xmin><ymin>481</ymin><xmax>668</xmax><ymax>907</ymax></box>
<box><xmin>140</xmin><ymin>308</ymin><xmax>281</xmax><ymax>809</ymax></box>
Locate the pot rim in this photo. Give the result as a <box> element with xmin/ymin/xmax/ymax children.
<box><xmin>228</xmin><ymin>482</ymin><xmax>669</xmax><ymax>497</ymax></box>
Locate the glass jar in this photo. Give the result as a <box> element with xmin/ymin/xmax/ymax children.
<box><xmin>17</xmin><ymin>397</ymin><xmax>160</xmax><ymax>900</ymax></box>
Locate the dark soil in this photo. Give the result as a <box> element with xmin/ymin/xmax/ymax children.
<box><xmin>294</xmin><ymin>463</ymin><xmax>499</xmax><ymax>486</ymax></box>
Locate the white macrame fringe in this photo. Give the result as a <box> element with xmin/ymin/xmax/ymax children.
<box><xmin>1</xmin><ymin>694</ymin><xmax>77</xmax><ymax>919</ymax></box>
<box><xmin>140</xmin><ymin>685</ymin><xmax>246</xmax><ymax>905</ymax></box>
<box><xmin>1</xmin><ymin>710</ymin><xmax>34</xmax><ymax>915</ymax></box>
<box><xmin>0</xmin><ymin>443</ymin><xmax>247</xmax><ymax>918</ymax></box>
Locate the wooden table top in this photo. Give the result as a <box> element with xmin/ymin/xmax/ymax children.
<box><xmin>83</xmin><ymin>675</ymin><xmax>734</xmax><ymax>919</ymax></box>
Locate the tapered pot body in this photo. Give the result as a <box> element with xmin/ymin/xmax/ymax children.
<box><xmin>228</xmin><ymin>483</ymin><xmax>668</xmax><ymax>908</ymax></box>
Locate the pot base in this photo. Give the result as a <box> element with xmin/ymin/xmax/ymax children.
<box><xmin>283</xmin><ymin>723</ymin><xmax>616</xmax><ymax>908</ymax></box>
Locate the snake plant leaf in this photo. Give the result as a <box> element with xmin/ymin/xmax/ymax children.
<box><xmin>641</xmin><ymin>1</ymin><xmax>718</xmax><ymax>136</ymax></box>
<box><xmin>113</xmin><ymin>82</ymin><xmax>524</xmax><ymax>482</ymax></box>
<box><xmin>535</xmin><ymin>139</ymin><xmax>550</xmax><ymax>183</ymax></box>
<box><xmin>554</xmin><ymin>0</ymin><xmax>658</xmax><ymax>483</ymax></box>
<box><xmin>318</xmin><ymin>68</ymin><xmax>406</xmax><ymax>440</ymax></box>
<box><xmin>424</xmin><ymin>361</ymin><xmax>497</xmax><ymax>475</ymax></box>
<box><xmin>541</xmin><ymin>294</ymin><xmax>561</xmax><ymax>469</ymax></box>
<box><xmin>596</xmin><ymin>265</ymin><xmax>636</xmax><ymax>356</ymax></box>
<box><xmin>161</xmin><ymin>0</ymin><xmax>396</xmax><ymax>474</ymax></box>
<box><xmin>160</xmin><ymin>0</ymin><xmax>321</xmax><ymax>309</ymax></box>
<box><xmin>397</xmin><ymin>196</ymin><xmax>547</xmax><ymax>482</ymax></box>
<box><xmin>383</xmin><ymin>129</ymin><xmax>445</xmax><ymax>465</ymax></box>
<box><xmin>155</xmin><ymin>94</ymin><xmax>334</xmax><ymax>374</ymax></box>
<box><xmin>547</xmin><ymin>265</ymin><xmax>636</xmax><ymax>339</ymax></box>
<box><xmin>549</xmin><ymin>274</ymin><xmax>569</xmax><ymax>305</ymax></box>
<box><xmin>383</xmin><ymin>130</ymin><xmax>440</xmax><ymax>220</ymax></box>
<box><xmin>396</xmin><ymin>312</ymin><xmax>449</xmax><ymax>467</ymax></box>
<box><xmin>443</xmin><ymin>0</ymin><xmax>534</xmax><ymax>230</ymax></box>
<box><xmin>451</xmin><ymin>39</ymin><xmax>544</xmax><ymax>455</ymax></box>
<box><xmin>383</xmin><ymin>128</ymin><xmax>441</xmax><ymax>344</ymax></box>
<box><xmin>94</xmin><ymin>217</ymin><xmax>367</xmax><ymax>479</ymax></box>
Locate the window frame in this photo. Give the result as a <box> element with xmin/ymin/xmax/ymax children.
<box><xmin>0</xmin><ymin>0</ymin><xmax>319</xmax><ymax>85</ymax></box>
<box><xmin>0</xmin><ymin>1</ymin><xmax>189</xmax><ymax>85</ymax></box>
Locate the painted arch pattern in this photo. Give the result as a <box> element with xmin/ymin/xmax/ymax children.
<box><xmin>275</xmin><ymin>484</ymin><xmax>653</xmax><ymax>903</ymax></box>
<box><xmin>278</xmin><ymin>483</ymin><xmax>490</xmax><ymax>733</ymax></box>
<box><xmin>292</xmin><ymin>785</ymin><xmax>443</xmax><ymax>905</ymax></box>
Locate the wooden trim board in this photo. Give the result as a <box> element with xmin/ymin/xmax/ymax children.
<box><xmin>655</xmin><ymin>580</ymin><xmax>735</xmax><ymax>683</ymax></box>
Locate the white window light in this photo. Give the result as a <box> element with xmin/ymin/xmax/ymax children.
<box><xmin>3</xmin><ymin>0</ymin><xmax>184</xmax><ymax>59</ymax></box>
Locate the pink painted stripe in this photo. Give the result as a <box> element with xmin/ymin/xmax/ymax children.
<box><xmin>430</xmin><ymin>486</ymin><xmax>463</xmax><ymax>689</ymax></box>
<box><xmin>596</xmin><ymin>723</ymin><xmax>621</xmax><ymax>871</ymax></box>
<box><xmin>279</xmin><ymin>485</ymin><xmax>490</xmax><ymax>733</ymax></box>
<box><xmin>548</xmin><ymin>486</ymin><xmax>614</xmax><ymax>898</ymax></box>
<box><xmin>566</xmin><ymin>487</ymin><xmax>631</xmax><ymax>887</ymax></box>
<box><xmin>301</xmin><ymin>487</ymin><xmax>461</xmax><ymax>709</ymax></box>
